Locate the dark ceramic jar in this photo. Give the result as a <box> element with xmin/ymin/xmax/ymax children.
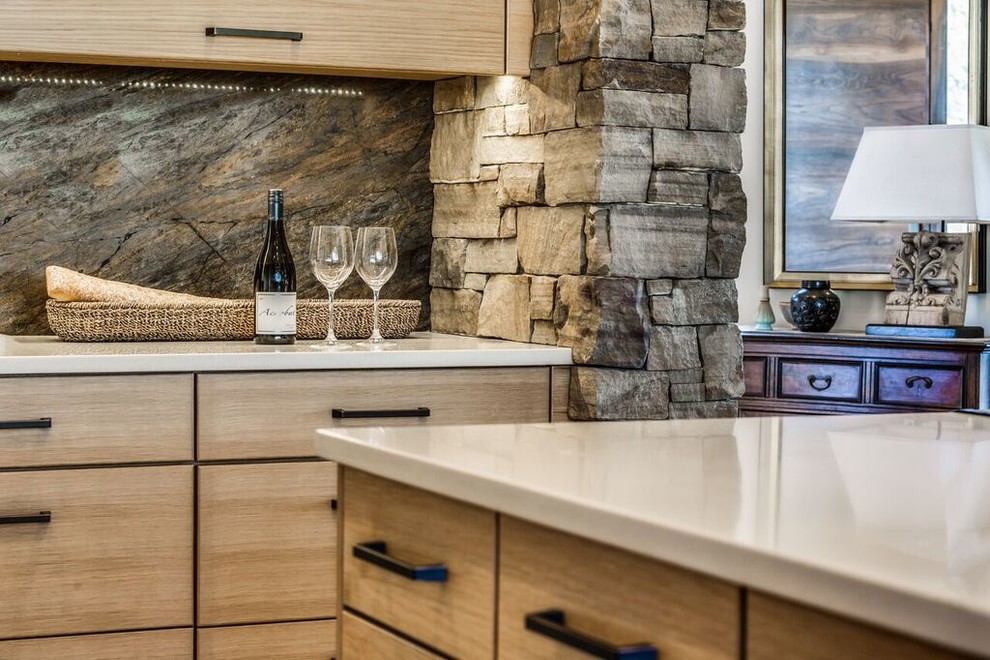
<box><xmin>790</xmin><ymin>280</ymin><xmax>840</xmax><ymax>332</ymax></box>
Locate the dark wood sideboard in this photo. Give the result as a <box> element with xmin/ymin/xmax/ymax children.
<box><xmin>740</xmin><ymin>328</ymin><xmax>990</xmax><ymax>416</ymax></box>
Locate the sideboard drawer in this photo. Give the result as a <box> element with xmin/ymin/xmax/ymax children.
<box><xmin>342</xmin><ymin>468</ymin><xmax>496</xmax><ymax>660</ymax></box>
<box><xmin>875</xmin><ymin>365</ymin><xmax>963</xmax><ymax>409</ymax></box>
<box><xmin>744</xmin><ymin>357</ymin><xmax>768</xmax><ymax>397</ymax></box>
<box><xmin>198</xmin><ymin>620</ymin><xmax>336</xmax><ymax>660</ymax></box>
<box><xmin>498</xmin><ymin>516</ymin><xmax>739</xmax><ymax>660</ymax></box>
<box><xmin>198</xmin><ymin>368</ymin><xmax>550</xmax><ymax>460</ymax></box>
<box><xmin>0</xmin><ymin>466</ymin><xmax>193</xmax><ymax>638</ymax></box>
<box><xmin>778</xmin><ymin>360</ymin><xmax>863</xmax><ymax>402</ymax></box>
<box><xmin>342</xmin><ymin>612</ymin><xmax>440</xmax><ymax>659</ymax></box>
<box><xmin>0</xmin><ymin>374</ymin><xmax>193</xmax><ymax>468</ymax></box>
<box><xmin>198</xmin><ymin>462</ymin><xmax>337</xmax><ymax>626</ymax></box>
<box><xmin>0</xmin><ymin>628</ymin><xmax>192</xmax><ymax>659</ymax></box>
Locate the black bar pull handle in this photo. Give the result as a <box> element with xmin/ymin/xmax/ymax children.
<box><xmin>0</xmin><ymin>511</ymin><xmax>52</xmax><ymax>525</ymax></box>
<box><xmin>332</xmin><ymin>407</ymin><xmax>431</xmax><ymax>420</ymax></box>
<box><xmin>525</xmin><ymin>609</ymin><xmax>658</xmax><ymax>660</ymax></box>
<box><xmin>353</xmin><ymin>541</ymin><xmax>448</xmax><ymax>582</ymax></box>
<box><xmin>0</xmin><ymin>418</ymin><xmax>52</xmax><ymax>430</ymax></box>
<box><xmin>206</xmin><ymin>27</ymin><xmax>303</xmax><ymax>42</ymax></box>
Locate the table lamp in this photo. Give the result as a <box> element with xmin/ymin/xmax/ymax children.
<box><xmin>831</xmin><ymin>124</ymin><xmax>990</xmax><ymax>338</ymax></box>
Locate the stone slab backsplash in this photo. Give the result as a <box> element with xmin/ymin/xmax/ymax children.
<box><xmin>430</xmin><ymin>0</ymin><xmax>748</xmax><ymax>420</ymax></box>
<box><xmin>0</xmin><ymin>62</ymin><xmax>433</xmax><ymax>335</ymax></box>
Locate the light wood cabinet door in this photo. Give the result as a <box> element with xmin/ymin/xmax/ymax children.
<box><xmin>342</xmin><ymin>468</ymin><xmax>496</xmax><ymax>660</ymax></box>
<box><xmin>0</xmin><ymin>629</ymin><xmax>192</xmax><ymax>660</ymax></box>
<box><xmin>0</xmin><ymin>466</ymin><xmax>193</xmax><ymax>638</ymax></box>
<box><xmin>198</xmin><ymin>620</ymin><xmax>336</xmax><ymax>660</ymax></box>
<box><xmin>499</xmin><ymin>516</ymin><xmax>739</xmax><ymax>660</ymax></box>
<box><xmin>197</xmin><ymin>367</ymin><xmax>551</xmax><ymax>460</ymax></box>
<box><xmin>198</xmin><ymin>461</ymin><xmax>337</xmax><ymax>626</ymax></box>
<box><xmin>0</xmin><ymin>374</ymin><xmax>193</xmax><ymax>468</ymax></box>
<box><xmin>748</xmin><ymin>592</ymin><xmax>975</xmax><ymax>660</ymax></box>
<box><xmin>341</xmin><ymin>612</ymin><xmax>440</xmax><ymax>660</ymax></box>
<box><xmin>0</xmin><ymin>0</ymin><xmax>506</xmax><ymax>78</ymax></box>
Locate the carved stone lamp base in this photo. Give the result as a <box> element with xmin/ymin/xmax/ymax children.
<box><xmin>865</xmin><ymin>324</ymin><xmax>985</xmax><ymax>338</ymax></box>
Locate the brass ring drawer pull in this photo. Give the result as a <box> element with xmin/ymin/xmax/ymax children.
<box><xmin>905</xmin><ymin>375</ymin><xmax>934</xmax><ymax>389</ymax></box>
<box><xmin>525</xmin><ymin>609</ymin><xmax>658</xmax><ymax>660</ymax></box>
<box><xmin>807</xmin><ymin>375</ymin><xmax>833</xmax><ymax>391</ymax></box>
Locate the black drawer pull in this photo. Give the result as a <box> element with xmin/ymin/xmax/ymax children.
<box><xmin>807</xmin><ymin>375</ymin><xmax>833</xmax><ymax>391</ymax></box>
<box><xmin>353</xmin><ymin>541</ymin><xmax>448</xmax><ymax>582</ymax></box>
<box><xmin>332</xmin><ymin>407</ymin><xmax>430</xmax><ymax>420</ymax></box>
<box><xmin>525</xmin><ymin>609</ymin><xmax>657</xmax><ymax>660</ymax></box>
<box><xmin>206</xmin><ymin>27</ymin><xmax>303</xmax><ymax>42</ymax></box>
<box><xmin>905</xmin><ymin>375</ymin><xmax>934</xmax><ymax>389</ymax></box>
<box><xmin>0</xmin><ymin>417</ymin><xmax>52</xmax><ymax>430</ymax></box>
<box><xmin>0</xmin><ymin>511</ymin><xmax>51</xmax><ymax>525</ymax></box>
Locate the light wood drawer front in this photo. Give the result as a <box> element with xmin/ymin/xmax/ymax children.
<box><xmin>342</xmin><ymin>468</ymin><xmax>495</xmax><ymax>660</ymax></box>
<box><xmin>499</xmin><ymin>516</ymin><xmax>739</xmax><ymax>660</ymax></box>
<box><xmin>198</xmin><ymin>368</ymin><xmax>550</xmax><ymax>460</ymax></box>
<box><xmin>0</xmin><ymin>628</ymin><xmax>192</xmax><ymax>659</ymax></box>
<box><xmin>342</xmin><ymin>612</ymin><xmax>440</xmax><ymax>660</ymax></box>
<box><xmin>748</xmin><ymin>592</ymin><xmax>971</xmax><ymax>660</ymax></box>
<box><xmin>198</xmin><ymin>461</ymin><xmax>337</xmax><ymax>626</ymax></box>
<box><xmin>778</xmin><ymin>360</ymin><xmax>863</xmax><ymax>401</ymax></box>
<box><xmin>0</xmin><ymin>466</ymin><xmax>193</xmax><ymax>638</ymax></box>
<box><xmin>0</xmin><ymin>374</ymin><xmax>193</xmax><ymax>468</ymax></box>
<box><xmin>875</xmin><ymin>365</ymin><xmax>964</xmax><ymax>409</ymax></box>
<box><xmin>0</xmin><ymin>0</ymin><xmax>505</xmax><ymax>76</ymax></box>
<box><xmin>198</xmin><ymin>620</ymin><xmax>336</xmax><ymax>660</ymax></box>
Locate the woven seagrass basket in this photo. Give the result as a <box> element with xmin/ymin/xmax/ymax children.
<box><xmin>46</xmin><ymin>299</ymin><xmax>422</xmax><ymax>342</ymax></box>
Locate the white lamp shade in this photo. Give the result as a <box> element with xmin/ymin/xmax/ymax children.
<box><xmin>831</xmin><ymin>124</ymin><xmax>990</xmax><ymax>223</ymax></box>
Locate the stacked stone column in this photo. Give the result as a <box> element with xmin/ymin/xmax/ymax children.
<box><xmin>430</xmin><ymin>0</ymin><xmax>747</xmax><ymax>419</ymax></box>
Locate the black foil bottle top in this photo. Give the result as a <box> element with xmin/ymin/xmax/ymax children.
<box><xmin>268</xmin><ymin>188</ymin><xmax>284</xmax><ymax>221</ymax></box>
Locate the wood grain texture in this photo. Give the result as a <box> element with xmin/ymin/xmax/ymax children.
<box><xmin>341</xmin><ymin>612</ymin><xmax>439</xmax><ymax>659</ymax></box>
<box><xmin>0</xmin><ymin>374</ymin><xmax>193</xmax><ymax>468</ymax></box>
<box><xmin>198</xmin><ymin>620</ymin><xmax>336</xmax><ymax>660</ymax></box>
<box><xmin>498</xmin><ymin>516</ymin><xmax>739</xmax><ymax>660</ymax></box>
<box><xmin>875</xmin><ymin>365</ymin><xmax>963</xmax><ymax>408</ymax></box>
<box><xmin>743</xmin><ymin>357</ymin><xmax>767</xmax><ymax>397</ymax></box>
<box><xmin>506</xmin><ymin>0</ymin><xmax>535</xmax><ymax>75</ymax></box>
<box><xmin>782</xmin><ymin>0</ymin><xmax>928</xmax><ymax>274</ymax></box>
<box><xmin>778</xmin><ymin>359</ymin><xmax>863</xmax><ymax>401</ymax></box>
<box><xmin>748</xmin><ymin>592</ymin><xmax>977</xmax><ymax>660</ymax></box>
<box><xmin>0</xmin><ymin>0</ymin><xmax>505</xmax><ymax>76</ymax></box>
<box><xmin>0</xmin><ymin>466</ymin><xmax>193</xmax><ymax>638</ymax></box>
<box><xmin>551</xmin><ymin>366</ymin><xmax>570</xmax><ymax>422</ymax></box>
<box><xmin>197</xmin><ymin>367</ymin><xmax>551</xmax><ymax>460</ymax></box>
<box><xmin>0</xmin><ymin>628</ymin><xmax>192</xmax><ymax>659</ymax></box>
<box><xmin>198</xmin><ymin>461</ymin><xmax>337</xmax><ymax>626</ymax></box>
<box><xmin>342</xmin><ymin>468</ymin><xmax>496</xmax><ymax>660</ymax></box>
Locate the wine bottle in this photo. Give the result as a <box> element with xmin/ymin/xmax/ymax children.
<box><xmin>254</xmin><ymin>189</ymin><xmax>296</xmax><ymax>345</ymax></box>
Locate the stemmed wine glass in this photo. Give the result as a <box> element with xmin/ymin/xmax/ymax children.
<box><xmin>310</xmin><ymin>225</ymin><xmax>354</xmax><ymax>349</ymax></box>
<box><xmin>355</xmin><ymin>226</ymin><xmax>397</xmax><ymax>344</ymax></box>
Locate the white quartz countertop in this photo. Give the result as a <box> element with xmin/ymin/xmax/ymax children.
<box><xmin>0</xmin><ymin>332</ymin><xmax>572</xmax><ymax>374</ymax></box>
<box><xmin>317</xmin><ymin>412</ymin><xmax>990</xmax><ymax>657</ymax></box>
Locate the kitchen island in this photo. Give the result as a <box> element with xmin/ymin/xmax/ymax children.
<box><xmin>317</xmin><ymin>412</ymin><xmax>990</xmax><ymax>659</ymax></box>
<box><xmin>0</xmin><ymin>332</ymin><xmax>570</xmax><ymax>658</ymax></box>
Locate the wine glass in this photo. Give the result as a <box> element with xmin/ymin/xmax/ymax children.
<box><xmin>355</xmin><ymin>226</ymin><xmax>397</xmax><ymax>344</ymax></box>
<box><xmin>310</xmin><ymin>226</ymin><xmax>354</xmax><ymax>348</ymax></box>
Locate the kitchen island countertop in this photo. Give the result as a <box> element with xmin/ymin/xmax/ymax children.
<box><xmin>0</xmin><ymin>332</ymin><xmax>572</xmax><ymax>374</ymax></box>
<box><xmin>317</xmin><ymin>412</ymin><xmax>990</xmax><ymax>657</ymax></box>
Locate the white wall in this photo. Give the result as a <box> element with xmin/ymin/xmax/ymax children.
<box><xmin>737</xmin><ymin>0</ymin><xmax>990</xmax><ymax>331</ymax></box>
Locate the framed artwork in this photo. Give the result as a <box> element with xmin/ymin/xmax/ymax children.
<box><xmin>764</xmin><ymin>0</ymin><xmax>986</xmax><ymax>290</ymax></box>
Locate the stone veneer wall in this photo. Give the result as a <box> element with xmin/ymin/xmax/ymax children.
<box><xmin>429</xmin><ymin>0</ymin><xmax>747</xmax><ymax>419</ymax></box>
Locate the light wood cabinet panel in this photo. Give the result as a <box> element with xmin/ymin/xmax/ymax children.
<box><xmin>0</xmin><ymin>628</ymin><xmax>192</xmax><ymax>659</ymax></box>
<box><xmin>0</xmin><ymin>374</ymin><xmax>193</xmax><ymax>468</ymax></box>
<box><xmin>506</xmin><ymin>0</ymin><xmax>535</xmax><ymax>75</ymax></box>
<box><xmin>198</xmin><ymin>620</ymin><xmax>336</xmax><ymax>660</ymax></box>
<box><xmin>551</xmin><ymin>366</ymin><xmax>571</xmax><ymax>422</ymax></box>
<box><xmin>342</xmin><ymin>468</ymin><xmax>495</xmax><ymax>660</ymax></box>
<box><xmin>198</xmin><ymin>367</ymin><xmax>551</xmax><ymax>460</ymax></box>
<box><xmin>341</xmin><ymin>612</ymin><xmax>440</xmax><ymax>660</ymax></box>
<box><xmin>0</xmin><ymin>0</ymin><xmax>506</xmax><ymax>78</ymax></box>
<box><xmin>0</xmin><ymin>466</ymin><xmax>193</xmax><ymax>638</ymax></box>
<box><xmin>499</xmin><ymin>516</ymin><xmax>739</xmax><ymax>660</ymax></box>
<box><xmin>198</xmin><ymin>461</ymin><xmax>337</xmax><ymax>626</ymax></box>
<box><xmin>748</xmin><ymin>592</ymin><xmax>976</xmax><ymax>660</ymax></box>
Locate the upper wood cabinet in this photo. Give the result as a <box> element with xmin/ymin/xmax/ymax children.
<box><xmin>0</xmin><ymin>0</ymin><xmax>531</xmax><ymax>78</ymax></box>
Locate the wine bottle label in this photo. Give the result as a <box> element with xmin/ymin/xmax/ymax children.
<box><xmin>255</xmin><ymin>292</ymin><xmax>297</xmax><ymax>335</ymax></box>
